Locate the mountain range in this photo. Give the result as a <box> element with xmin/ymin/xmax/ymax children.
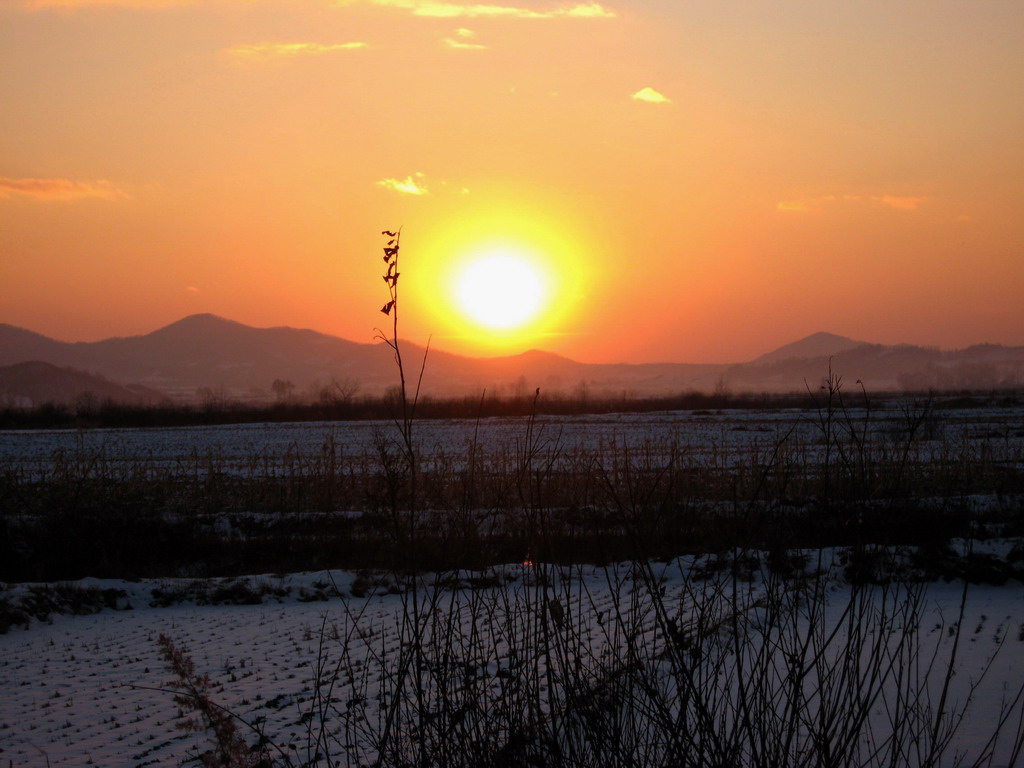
<box><xmin>1</xmin><ymin>314</ymin><xmax>1022</xmax><ymax>406</ymax></box>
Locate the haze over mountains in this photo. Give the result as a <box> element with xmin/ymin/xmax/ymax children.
<box><xmin>1</xmin><ymin>314</ymin><xmax>1022</xmax><ymax>407</ymax></box>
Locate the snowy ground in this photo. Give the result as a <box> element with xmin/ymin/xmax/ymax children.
<box><xmin>2</xmin><ymin>557</ymin><xmax>1023</xmax><ymax>768</ymax></box>
<box><xmin>2</xmin><ymin>403</ymin><xmax>1023</xmax><ymax>765</ymax></box>
<box><xmin>3</xmin><ymin>400</ymin><xmax>1022</xmax><ymax>476</ymax></box>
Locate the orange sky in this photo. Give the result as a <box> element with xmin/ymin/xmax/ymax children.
<box><xmin>2</xmin><ymin>0</ymin><xmax>1023</xmax><ymax>363</ymax></box>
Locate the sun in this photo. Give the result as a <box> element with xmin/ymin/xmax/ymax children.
<box><xmin>455</xmin><ymin>249</ymin><xmax>548</xmax><ymax>331</ymax></box>
<box><xmin>411</xmin><ymin>208</ymin><xmax>591</xmax><ymax>353</ymax></box>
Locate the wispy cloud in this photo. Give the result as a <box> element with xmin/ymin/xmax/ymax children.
<box><xmin>376</xmin><ymin>172</ymin><xmax>429</xmax><ymax>196</ymax></box>
<box><xmin>631</xmin><ymin>86</ymin><xmax>670</xmax><ymax>104</ymax></box>
<box><xmin>443</xmin><ymin>37</ymin><xmax>487</xmax><ymax>48</ymax></box>
<box><xmin>775</xmin><ymin>200</ymin><xmax>810</xmax><ymax>213</ymax></box>
<box><xmin>226</xmin><ymin>42</ymin><xmax>368</xmax><ymax>60</ymax></box>
<box><xmin>871</xmin><ymin>195</ymin><xmax>923</xmax><ymax>211</ymax></box>
<box><xmin>777</xmin><ymin>193</ymin><xmax>926</xmax><ymax>213</ymax></box>
<box><xmin>354</xmin><ymin>1</ymin><xmax>616</xmax><ymax>19</ymax></box>
<box><xmin>444</xmin><ymin>27</ymin><xmax>487</xmax><ymax>48</ymax></box>
<box><xmin>24</xmin><ymin>0</ymin><xmax>198</xmax><ymax>8</ymax></box>
<box><xmin>0</xmin><ymin>177</ymin><xmax>127</xmax><ymax>201</ymax></box>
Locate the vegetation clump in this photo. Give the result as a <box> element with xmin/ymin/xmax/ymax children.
<box><xmin>0</xmin><ymin>583</ymin><xmax>129</xmax><ymax>633</ymax></box>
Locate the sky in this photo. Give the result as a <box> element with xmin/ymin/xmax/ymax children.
<box><xmin>2</xmin><ymin>0</ymin><xmax>1023</xmax><ymax>364</ymax></box>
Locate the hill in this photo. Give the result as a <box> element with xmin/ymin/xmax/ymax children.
<box><xmin>748</xmin><ymin>332</ymin><xmax>866</xmax><ymax>365</ymax></box>
<box><xmin>1</xmin><ymin>315</ymin><xmax>1022</xmax><ymax>404</ymax></box>
<box><xmin>0</xmin><ymin>314</ymin><xmax>723</xmax><ymax>402</ymax></box>
<box><xmin>0</xmin><ymin>361</ymin><xmax>167</xmax><ymax>408</ymax></box>
<box><xmin>723</xmin><ymin>342</ymin><xmax>1024</xmax><ymax>392</ymax></box>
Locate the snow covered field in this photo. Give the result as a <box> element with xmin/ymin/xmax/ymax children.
<box><xmin>3</xmin><ymin>555</ymin><xmax>1023</xmax><ymax>767</ymax></box>
<box><xmin>3</xmin><ymin>402</ymin><xmax>1023</xmax><ymax>766</ymax></box>
<box><xmin>3</xmin><ymin>400</ymin><xmax>1022</xmax><ymax>476</ymax></box>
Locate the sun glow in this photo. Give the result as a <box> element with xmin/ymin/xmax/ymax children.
<box><xmin>407</xmin><ymin>204</ymin><xmax>594</xmax><ymax>355</ymax></box>
<box><xmin>455</xmin><ymin>249</ymin><xmax>547</xmax><ymax>330</ymax></box>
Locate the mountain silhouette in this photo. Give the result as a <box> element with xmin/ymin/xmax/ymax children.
<box><xmin>749</xmin><ymin>332</ymin><xmax>866</xmax><ymax>365</ymax></box>
<box><xmin>1</xmin><ymin>315</ymin><xmax>1021</xmax><ymax>404</ymax></box>
<box><xmin>0</xmin><ymin>361</ymin><xmax>166</xmax><ymax>408</ymax></box>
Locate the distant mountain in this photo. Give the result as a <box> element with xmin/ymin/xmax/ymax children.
<box><xmin>0</xmin><ymin>324</ymin><xmax>68</xmax><ymax>364</ymax></box>
<box><xmin>722</xmin><ymin>341</ymin><xmax>1024</xmax><ymax>392</ymax></box>
<box><xmin>0</xmin><ymin>315</ymin><xmax>1021</xmax><ymax>403</ymax></box>
<box><xmin>749</xmin><ymin>332</ymin><xmax>866</xmax><ymax>365</ymax></box>
<box><xmin>0</xmin><ymin>361</ymin><xmax>167</xmax><ymax>408</ymax></box>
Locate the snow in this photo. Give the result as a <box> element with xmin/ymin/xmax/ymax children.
<box><xmin>2</xmin><ymin>561</ymin><xmax>1022</xmax><ymax>767</ymax></box>
<box><xmin>2</xmin><ymin>401</ymin><xmax>1022</xmax><ymax>478</ymax></box>
<box><xmin>2</xmin><ymin>402</ymin><xmax>1023</xmax><ymax>765</ymax></box>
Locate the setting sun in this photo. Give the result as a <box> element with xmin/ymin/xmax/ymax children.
<box><xmin>410</xmin><ymin>212</ymin><xmax>590</xmax><ymax>355</ymax></box>
<box><xmin>456</xmin><ymin>250</ymin><xmax>547</xmax><ymax>331</ymax></box>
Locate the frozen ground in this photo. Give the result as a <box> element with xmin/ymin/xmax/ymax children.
<box><xmin>2</xmin><ymin>555</ymin><xmax>1023</xmax><ymax>767</ymax></box>
<box><xmin>2</xmin><ymin>400</ymin><xmax>1023</xmax><ymax>476</ymax></box>
<box><xmin>2</xmin><ymin>403</ymin><xmax>1023</xmax><ymax>765</ymax></box>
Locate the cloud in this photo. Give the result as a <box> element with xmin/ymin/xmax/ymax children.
<box><xmin>355</xmin><ymin>1</ymin><xmax>616</xmax><ymax>19</ymax></box>
<box><xmin>871</xmin><ymin>195</ymin><xmax>924</xmax><ymax>211</ymax></box>
<box><xmin>24</xmin><ymin>0</ymin><xmax>199</xmax><ymax>8</ymax></box>
<box><xmin>0</xmin><ymin>178</ymin><xmax>127</xmax><ymax>201</ymax></box>
<box><xmin>444</xmin><ymin>37</ymin><xmax>487</xmax><ymax>49</ymax></box>
<box><xmin>631</xmin><ymin>87</ymin><xmax>670</xmax><ymax>104</ymax></box>
<box><xmin>775</xmin><ymin>200</ymin><xmax>810</xmax><ymax>213</ymax></box>
<box><xmin>777</xmin><ymin>193</ymin><xmax>926</xmax><ymax>214</ymax></box>
<box><xmin>376</xmin><ymin>173</ymin><xmax>429</xmax><ymax>195</ymax></box>
<box><xmin>375</xmin><ymin>173</ymin><xmax>470</xmax><ymax>195</ymax></box>
<box><xmin>444</xmin><ymin>27</ymin><xmax>487</xmax><ymax>48</ymax></box>
<box><xmin>226</xmin><ymin>42</ymin><xmax>368</xmax><ymax>60</ymax></box>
